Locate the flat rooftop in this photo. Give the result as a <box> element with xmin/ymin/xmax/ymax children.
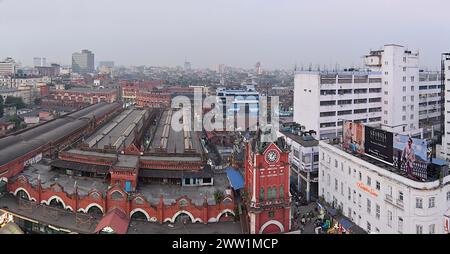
<box><xmin>13</xmin><ymin>163</ymin><xmax>109</xmax><ymax>196</ymax></box>
<box><xmin>15</xmin><ymin>162</ymin><xmax>231</xmax><ymax>206</ymax></box>
<box><xmin>148</xmin><ymin>109</ymin><xmax>203</xmax><ymax>155</ymax></box>
<box><xmin>328</xmin><ymin>142</ymin><xmax>443</xmax><ymax>183</ymax></box>
<box><xmin>280</xmin><ymin>131</ymin><xmax>319</xmax><ymax>147</ymax></box>
<box><xmin>85</xmin><ymin>109</ymin><xmax>147</xmax><ymax>149</ymax></box>
<box><xmin>138</xmin><ymin>173</ymin><xmax>230</xmax><ymax>206</ymax></box>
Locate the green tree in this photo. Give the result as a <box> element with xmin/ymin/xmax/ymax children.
<box><xmin>5</xmin><ymin>96</ymin><xmax>26</xmax><ymax>109</ymax></box>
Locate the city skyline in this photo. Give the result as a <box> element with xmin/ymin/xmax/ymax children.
<box><xmin>0</xmin><ymin>0</ymin><xmax>449</xmax><ymax>69</ymax></box>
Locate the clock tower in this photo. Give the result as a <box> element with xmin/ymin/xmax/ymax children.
<box><xmin>244</xmin><ymin>136</ymin><xmax>291</xmax><ymax>234</ymax></box>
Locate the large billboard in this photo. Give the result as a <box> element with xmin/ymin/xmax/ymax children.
<box><xmin>342</xmin><ymin>121</ymin><xmax>365</xmax><ymax>154</ymax></box>
<box><xmin>393</xmin><ymin>134</ymin><xmax>429</xmax><ymax>176</ymax></box>
<box><xmin>342</xmin><ymin>121</ymin><xmax>430</xmax><ymax>179</ymax></box>
<box><xmin>364</xmin><ymin>126</ymin><xmax>393</xmax><ymax>163</ymax></box>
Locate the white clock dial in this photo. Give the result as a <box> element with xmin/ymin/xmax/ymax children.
<box><xmin>266</xmin><ymin>150</ymin><xmax>279</xmax><ymax>163</ymax></box>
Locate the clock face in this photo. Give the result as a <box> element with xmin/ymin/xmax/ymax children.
<box><xmin>266</xmin><ymin>150</ymin><xmax>279</xmax><ymax>163</ymax></box>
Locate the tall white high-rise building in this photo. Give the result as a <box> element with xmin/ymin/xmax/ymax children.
<box><xmin>33</xmin><ymin>57</ymin><xmax>47</xmax><ymax>67</ymax></box>
<box><xmin>294</xmin><ymin>44</ymin><xmax>441</xmax><ymax>140</ymax></box>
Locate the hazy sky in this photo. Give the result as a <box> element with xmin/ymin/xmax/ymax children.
<box><xmin>0</xmin><ymin>0</ymin><xmax>449</xmax><ymax>69</ymax></box>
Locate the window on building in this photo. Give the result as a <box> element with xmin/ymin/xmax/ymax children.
<box><xmin>403</xmin><ymin>57</ymin><xmax>407</xmax><ymax>63</ymax></box>
<box><xmin>411</xmin><ymin>96</ymin><xmax>414</xmax><ymax>102</ymax></box>
<box><xmin>341</xmin><ymin>162</ymin><xmax>344</xmax><ymax>171</ymax></box>
<box><xmin>341</xmin><ymin>182</ymin><xmax>344</xmax><ymax>196</ymax></box>
<box><xmin>429</xmin><ymin>224</ymin><xmax>435</xmax><ymax>234</ymax></box>
<box><xmin>268</xmin><ymin>211</ymin><xmax>275</xmax><ymax>218</ymax></box>
<box><xmin>402</xmin><ymin>115</ymin><xmax>406</xmax><ymax>121</ymax></box>
<box><xmin>447</xmin><ymin>191</ymin><xmax>450</xmax><ymax>201</ymax></box>
<box><xmin>402</xmin><ymin>106</ymin><xmax>406</xmax><ymax>112</ymax></box>
<box><xmin>411</xmin><ymin>86</ymin><xmax>414</xmax><ymax>91</ymax></box>
<box><xmin>403</xmin><ymin>67</ymin><xmax>406</xmax><ymax>71</ymax></box>
<box><xmin>398</xmin><ymin>191</ymin><xmax>403</xmax><ymax>201</ymax></box>
<box><xmin>335</xmin><ymin>179</ymin><xmax>338</xmax><ymax>191</ymax></box>
<box><xmin>416</xmin><ymin>198</ymin><xmax>423</xmax><ymax>209</ymax></box>
<box><xmin>398</xmin><ymin>217</ymin><xmax>403</xmax><ymax>233</ymax></box>
<box><xmin>367</xmin><ymin>199</ymin><xmax>371</xmax><ymax>214</ymax></box>
<box><xmin>367</xmin><ymin>222</ymin><xmax>371</xmax><ymax>233</ymax></box>
<box><xmin>403</xmin><ymin>96</ymin><xmax>406</xmax><ymax>102</ymax></box>
<box><xmin>358</xmin><ymin>193</ymin><xmax>362</xmax><ymax>207</ymax></box>
<box><xmin>410</xmin><ymin>114</ymin><xmax>414</xmax><ymax>120</ymax></box>
<box><xmin>348</xmin><ymin>167</ymin><xmax>351</xmax><ymax>175</ymax></box>
<box><xmin>348</xmin><ymin>187</ymin><xmax>351</xmax><ymax>200</ymax></box>
<box><xmin>260</xmin><ymin>187</ymin><xmax>264</xmax><ymax>201</ymax></box>
<box><xmin>376</xmin><ymin>181</ymin><xmax>380</xmax><ymax>190</ymax></box>
<box><xmin>416</xmin><ymin>225</ymin><xmax>423</xmax><ymax>234</ymax></box>
<box><xmin>327</xmin><ymin>174</ymin><xmax>330</xmax><ymax>186</ymax></box>
<box><xmin>375</xmin><ymin>204</ymin><xmax>380</xmax><ymax>219</ymax></box>
<box><xmin>335</xmin><ymin>159</ymin><xmax>338</xmax><ymax>168</ymax></box>
<box><xmin>280</xmin><ymin>185</ymin><xmax>284</xmax><ymax>199</ymax></box>
<box><xmin>359</xmin><ymin>172</ymin><xmax>362</xmax><ymax>181</ymax></box>
<box><xmin>367</xmin><ymin>176</ymin><xmax>371</xmax><ymax>186</ymax></box>
<box><xmin>387</xmin><ymin>210</ymin><xmax>393</xmax><ymax>227</ymax></box>
<box><xmin>411</xmin><ymin>76</ymin><xmax>415</xmax><ymax>82</ymax></box>
<box><xmin>388</xmin><ymin>186</ymin><xmax>392</xmax><ymax>197</ymax></box>
<box><xmin>429</xmin><ymin>197</ymin><xmax>435</xmax><ymax>208</ymax></box>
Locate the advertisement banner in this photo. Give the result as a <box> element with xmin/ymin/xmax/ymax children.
<box><xmin>342</xmin><ymin>121</ymin><xmax>365</xmax><ymax>154</ymax></box>
<box><xmin>364</xmin><ymin>126</ymin><xmax>394</xmax><ymax>163</ymax></box>
<box><xmin>393</xmin><ymin>134</ymin><xmax>429</xmax><ymax>176</ymax></box>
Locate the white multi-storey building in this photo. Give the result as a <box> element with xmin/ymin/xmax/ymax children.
<box><xmin>319</xmin><ymin>141</ymin><xmax>450</xmax><ymax>234</ymax></box>
<box><xmin>278</xmin><ymin>128</ymin><xmax>319</xmax><ymax>202</ymax></box>
<box><xmin>294</xmin><ymin>70</ymin><xmax>383</xmax><ymax>140</ymax></box>
<box><xmin>439</xmin><ymin>55</ymin><xmax>450</xmax><ymax>160</ymax></box>
<box><xmin>0</xmin><ymin>58</ymin><xmax>17</xmax><ymax>77</ymax></box>
<box><xmin>294</xmin><ymin>44</ymin><xmax>442</xmax><ymax>140</ymax></box>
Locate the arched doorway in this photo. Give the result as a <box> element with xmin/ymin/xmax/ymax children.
<box><xmin>130</xmin><ymin>211</ymin><xmax>148</xmax><ymax>221</ymax></box>
<box><xmin>262</xmin><ymin>223</ymin><xmax>282</xmax><ymax>234</ymax></box>
<box><xmin>16</xmin><ymin>190</ymin><xmax>29</xmax><ymax>200</ymax></box>
<box><xmin>218</xmin><ymin>211</ymin><xmax>234</xmax><ymax>222</ymax></box>
<box><xmin>49</xmin><ymin>198</ymin><xmax>65</xmax><ymax>209</ymax></box>
<box><xmin>174</xmin><ymin>212</ymin><xmax>193</xmax><ymax>224</ymax></box>
<box><xmin>87</xmin><ymin>206</ymin><xmax>103</xmax><ymax>219</ymax></box>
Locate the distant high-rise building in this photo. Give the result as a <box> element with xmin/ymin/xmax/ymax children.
<box><xmin>255</xmin><ymin>62</ymin><xmax>262</xmax><ymax>75</ymax></box>
<box><xmin>0</xmin><ymin>57</ymin><xmax>17</xmax><ymax>77</ymax></box>
<box><xmin>184</xmin><ymin>61</ymin><xmax>191</xmax><ymax>71</ymax></box>
<box><xmin>72</xmin><ymin>49</ymin><xmax>95</xmax><ymax>74</ymax></box>
<box><xmin>33</xmin><ymin>57</ymin><xmax>47</xmax><ymax>67</ymax></box>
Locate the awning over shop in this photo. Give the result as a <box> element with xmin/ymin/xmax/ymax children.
<box><xmin>225</xmin><ymin>167</ymin><xmax>244</xmax><ymax>190</ymax></box>
<box><xmin>339</xmin><ymin>218</ymin><xmax>353</xmax><ymax>230</ymax></box>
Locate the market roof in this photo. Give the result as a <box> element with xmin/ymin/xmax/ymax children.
<box><xmin>0</xmin><ymin>102</ymin><xmax>121</xmax><ymax>167</ymax></box>
<box><xmin>94</xmin><ymin>208</ymin><xmax>130</xmax><ymax>234</ymax></box>
<box><xmin>139</xmin><ymin>165</ymin><xmax>213</xmax><ymax>179</ymax></box>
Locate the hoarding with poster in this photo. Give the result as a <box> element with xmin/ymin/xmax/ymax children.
<box><xmin>364</xmin><ymin>126</ymin><xmax>393</xmax><ymax>163</ymax></box>
<box><xmin>342</xmin><ymin>121</ymin><xmax>365</xmax><ymax>154</ymax></box>
<box><xmin>393</xmin><ymin>134</ymin><xmax>429</xmax><ymax>175</ymax></box>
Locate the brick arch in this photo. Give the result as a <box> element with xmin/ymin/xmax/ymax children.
<box><xmin>41</xmin><ymin>195</ymin><xmax>73</xmax><ymax>211</ymax></box>
<box><xmin>78</xmin><ymin>203</ymin><xmax>104</xmax><ymax>214</ymax></box>
<box><xmin>130</xmin><ymin>208</ymin><xmax>150</xmax><ymax>221</ymax></box>
<box><xmin>259</xmin><ymin>220</ymin><xmax>284</xmax><ymax>234</ymax></box>
<box><xmin>12</xmin><ymin>187</ymin><xmax>35</xmax><ymax>201</ymax></box>
<box><xmin>164</xmin><ymin>210</ymin><xmax>202</xmax><ymax>224</ymax></box>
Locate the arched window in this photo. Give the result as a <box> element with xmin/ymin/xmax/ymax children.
<box><xmin>271</xmin><ymin>187</ymin><xmax>277</xmax><ymax>200</ymax></box>
<box><xmin>280</xmin><ymin>185</ymin><xmax>284</xmax><ymax>199</ymax></box>
<box><xmin>260</xmin><ymin>187</ymin><xmax>264</xmax><ymax>201</ymax></box>
<box><xmin>111</xmin><ymin>191</ymin><xmax>124</xmax><ymax>201</ymax></box>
